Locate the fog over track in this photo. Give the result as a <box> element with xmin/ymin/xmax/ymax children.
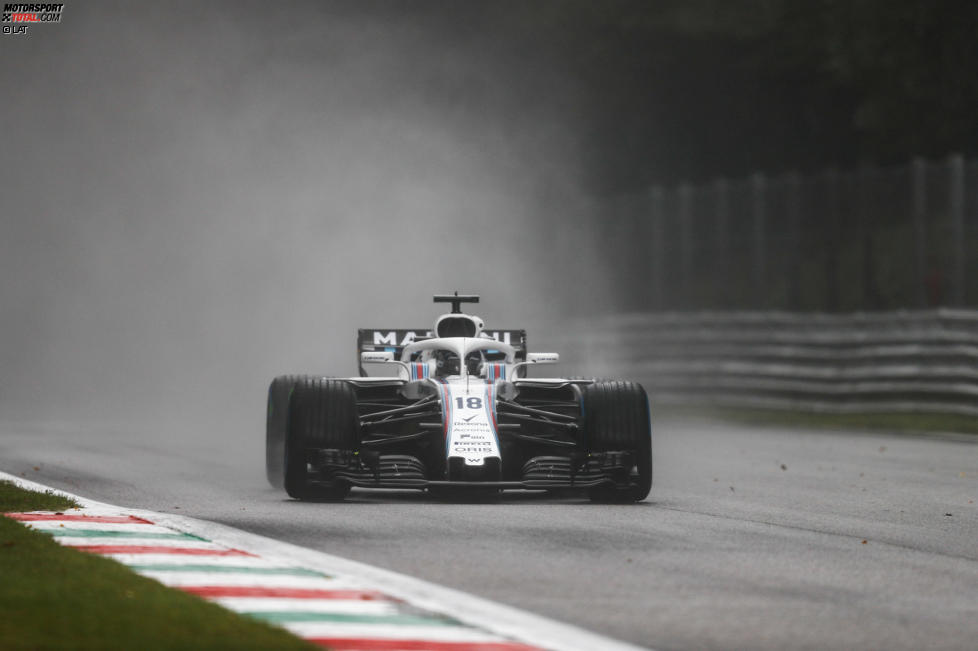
<box><xmin>1</xmin><ymin>2</ymin><xmax>607</xmax><ymax>433</ymax></box>
<box><xmin>2</xmin><ymin>418</ymin><xmax>976</xmax><ymax>650</ymax></box>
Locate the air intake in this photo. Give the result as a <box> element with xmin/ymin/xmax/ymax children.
<box><xmin>436</xmin><ymin>315</ymin><xmax>478</xmax><ymax>338</ymax></box>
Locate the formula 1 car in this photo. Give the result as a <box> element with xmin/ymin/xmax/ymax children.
<box><xmin>265</xmin><ymin>294</ymin><xmax>652</xmax><ymax>502</ymax></box>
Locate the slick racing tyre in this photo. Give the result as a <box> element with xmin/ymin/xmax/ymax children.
<box><xmin>583</xmin><ymin>380</ymin><xmax>652</xmax><ymax>503</ymax></box>
<box><xmin>284</xmin><ymin>377</ymin><xmax>359</xmax><ymax>500</ymax></box>
<box><xmin>266</xmin><ymin>374</ymin><xmax>304</xmax><ymax>489</ymax></box>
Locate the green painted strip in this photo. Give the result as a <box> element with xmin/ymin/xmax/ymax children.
<box><xmin>244</xmin><ymin>612</ymin><xmax>462</xmax><ymax>626</ymax></box>
<box><xmin>126</xmin><ymin>563</ymin><xmax>329</xmax><ymax>577</ymax></box>
<box><xmin>48</xmin><ymin>530</ymin><xmax>207</xmax><ymax>541</ymax></box>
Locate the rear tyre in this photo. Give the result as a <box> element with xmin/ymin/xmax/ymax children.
<box><xmin>284</xmin><ymin>377</ymin><xmax>359</xmax><ymax>500</ymax></box>
<box><xmin>266</xmin><ymin>375</ymin><xmax>304</xmax><ymax>488</ymax></box>
<box><xmin>583</xmin><ymin>380</ymin><xmax>652</xmax><ymax>503</ymax></box>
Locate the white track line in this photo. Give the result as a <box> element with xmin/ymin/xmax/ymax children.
<box><xmin>141</xmin><ymin>572</ymin><xmax>354</xmax><ymax>589</ymax></box>
<box><xmin>55</xmin><ymin>537</ymin><xmax>225</xmax><ymax>549</ymax></box>
<box><xmin>280</xmin><ymin>621</ymin><xmax>510</xmax><ymax>642</ymax></box>
<box><xmin>27</xmin><ymin>521</ymin><xmax>178</xmax><ymax>533</ymax></box>
<box><xmin>92</xmin><ymin>553</ymin><xmax>284</xmax><ymax>567</ymax></box>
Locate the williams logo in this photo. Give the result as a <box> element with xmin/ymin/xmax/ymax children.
<box><xmin>2</xmin><ymin>3</ymin><xmax>64</xmax><ymax>36</ymax></box>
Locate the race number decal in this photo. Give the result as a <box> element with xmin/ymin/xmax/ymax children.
<box><xmin>455</xmin><ymin>397</ymin><xmax>483</xmax><ymax>410</ymax></box>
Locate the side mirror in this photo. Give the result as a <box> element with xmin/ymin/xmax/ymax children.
<box><xmin>510</xmin><ymin>352</ymin><xmax>559</xmax><ymax>377</ymax></box>
<box><xmin>360</xmin><ymin>350</ymin><xmax>409</xmax><ymax>379</ymax></box>
<box><xmin>361</xmin><ymin>351</ymin><xmax>395</xmax><ymax>364</ymax></box>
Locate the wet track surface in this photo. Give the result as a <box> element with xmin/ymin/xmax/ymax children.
<box><xmin>2</xmin><ymin>418</ymin><xmax>977</xmax><ymax>650</ymax></box>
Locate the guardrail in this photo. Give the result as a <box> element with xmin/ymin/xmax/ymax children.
<box><xmin>552</xmin><ymin>309</ymin><xmax>978</xmax><ymax>417</ymax></box>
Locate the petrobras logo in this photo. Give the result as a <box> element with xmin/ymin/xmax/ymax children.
<box><xmin>2</xmin><ymin>3</ymin><xmax>64</xmax><ymax>36</ymax></box>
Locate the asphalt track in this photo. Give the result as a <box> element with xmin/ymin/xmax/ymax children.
<box><xmin>2</xmin><ymin>417</ymin><xmax>976</xmax><ymax>650</ymax></box>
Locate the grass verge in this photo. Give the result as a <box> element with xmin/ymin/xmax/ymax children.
<box><xmin>0</xmin><ymin>480</ymin><xmax>316</xmax><ymax>650</ymax></box>
<box><xmin>0</xmin><ymin>480</ymin><xmax>79</xmax><ymax>512</ymax></box>
<box><xmin>655</xmin><ymin>405</ymin><xmax>978</xmax><ymax>436</ymax></box>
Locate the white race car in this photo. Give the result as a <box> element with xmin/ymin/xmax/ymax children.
<box><xmin>266</xmin><ymin>294</ymin><xmax>652</xmax><ymax>502</ymax></box>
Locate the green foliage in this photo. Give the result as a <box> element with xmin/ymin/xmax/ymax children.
<box><xmin>0</xmin><ymin>481</ymin><xmax>78</xmax><ymax>513</ymax></box>
<box><xmin>465</xmin><ymin>0</ymin><xmax>978</xmax><ymax>188</ymax></box>
<box><xmin>778</xmin><ymin>0</ymin><xmax>978</xmax><ymax>162</ymax></box>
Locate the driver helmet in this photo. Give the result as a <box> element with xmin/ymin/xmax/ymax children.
<box><xmin>434</xmin><ymin>349</ymin><xmax>460</xmax><ymax>376</ymax></box>
<box><xmin>465</xmin><ymin>351</ymin><xmax>484</xmax><ymax>376</ymax></box>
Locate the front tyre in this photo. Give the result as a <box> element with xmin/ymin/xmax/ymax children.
<box><xmin>266</xmin><ymin>374</ymin><xmax>304</xmax><ymax>488</ymax></box>
<box><xmin>584</xmin><ymin>380</ymin><xmax>652</xmax><ymax>503</ymax></box>
<box><xmin>284</xmin><ymin>377</ymin><xmax>359</xmax><ymax>500</ymax></box>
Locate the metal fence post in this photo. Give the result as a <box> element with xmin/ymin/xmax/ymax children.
<box><xmin>786</xmin><ymin>172</ymin><xmax>802</xmax><ymax>309</ymax></box>
<box><xmin>857</xmin><ymin>163</ymin><xmax>877</xmax><ymax>308</ymax></box>
<box><xmin>751</xmin><ymin>172</ymin><xmax>766</xmax><ymax>307</ymax></box>
<box><xmin>824</xmin><ymin>168</ymin><xmax>840</xmax><ymax>311</ymax></box>
<box><xmin>714</xmin><ymin>178</ymin><xmax>729</xmax><ymax>306</ymax></box>
<box><xmin>949</xmin><ymin>153</ymin><xmax>965</xmax><ymax>305</ymax></box>
<box><xmin>679</xmin><ymin>183</ymin><xmax>693</xmax><ymax>302</ymax></box>
<box><xmin>971</xmin><ymin>158</ymin><xmax>978</xmax><ymax>306</ymax></box>
<box><xmin>649</xmin><ymin>186</ymin><xmax>665</xmax><ymax>310</ymax></box>
<box><xmin>912</xmin><ymin>158</ymin><xmax>928</xmax><ymax>307</ymax></box>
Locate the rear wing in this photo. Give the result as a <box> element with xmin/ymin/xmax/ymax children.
<box><xmin>357</xmin><ymin>328</ymin><xmax>527</xmax><ymax>376</ymax></box>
